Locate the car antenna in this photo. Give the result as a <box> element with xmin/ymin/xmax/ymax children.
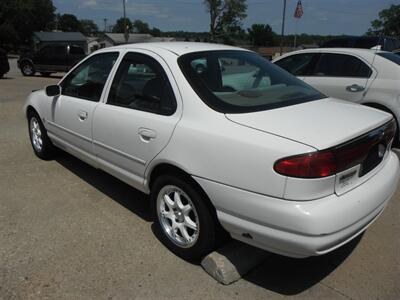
<box><xmin>370</xmin><ymin>33</ymin><xmax>383</xmax><ymax>69</ymax></box>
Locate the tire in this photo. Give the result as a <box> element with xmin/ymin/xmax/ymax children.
<box><xmin>0</xmin><ymin>73</ymin><xmax>3</xmax><ymax>79</ymax></box>
<box><xmin>151</xmin><ymin>174</ymin><xmax>218</xmax><ymax>261</ymax></box>
<box><xmin>21</xmin><ymin>62</ymin><xmax>35</xmax><ymax>76</ymax></box>
<box><xmin>28</xmin><ymin>111</ymin><xmax>56</xmax><ymax>160</ymax></box>
<box><xmin>40</xmin><ymin>72</ymin><xmax>51</xmax><ymax>77</ymax></box>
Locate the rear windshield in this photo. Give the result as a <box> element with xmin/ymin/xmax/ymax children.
<box><xmin>178</xmin><ymin>50</ymin><xmax>325</xmax><ymax>113</ymax></box>
<box><xmin>378</xmin><ymin>52</ymin><xmax>400</xmax><ymax>65</ymax></box>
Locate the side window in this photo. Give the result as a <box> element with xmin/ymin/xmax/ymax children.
<box><xmin>313</xmin><ymin>54</ymin><xmax>372</xmax><ymax>78</ymax></box>
<box><xmin>107</xmin><ymin>53</ymin><xmax>176</xmax><ymax>115</ymax></box>
<box><xmin>61</xmin><ymin>52</ymin><xmax>119</xmax><ymax>102</ymax></box>
<box><xmin>53</xmin><ymin>45</ymin><xmax>67</xmax><ymax>56</ymax></box>
<box><xmin>70</xmin><ymin>45</ymin><xmax>85</xmax><ymax>55</ymax></box>
<box><xmin>274</xmin><ymin>53</ymin><xmax>316</xmax><ymax>76</ymax></box>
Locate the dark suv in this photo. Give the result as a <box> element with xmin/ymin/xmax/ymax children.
<box><xmin>0</xmin><ymin>48</ymin><xmax>10</xmax><ymax>79</ymax></box>
<box><xmin>18</xmin><ymin>43</ymin><xmax>86</xmax><ymax>76</ymax></box>
<box><xmin>321</xmin><ymin>36</ymin><xmax>400</xmax><ymax>52</ymax></box>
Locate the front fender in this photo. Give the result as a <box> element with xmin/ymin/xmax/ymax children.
<box><xmin>23</xmin><ymin>89</ymin><xmax>48</xmax><ymax>121</ymax></box>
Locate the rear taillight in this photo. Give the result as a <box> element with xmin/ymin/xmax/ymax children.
<box><xmin>274</xmin><ymin>151</ymin><xmax>336</xmax><ymax>178</ymax></box>
<box><xmin>274</xmin><ymin>119</ymin><xmax>396</xmax><ymax>179</ymax></box>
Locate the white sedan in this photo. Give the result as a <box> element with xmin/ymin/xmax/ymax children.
<box><xmin>24</xmin><ymin>43</ymin><xmax>399</xmax><ymax>260</ymax></box>
<box><xmin>273</xmin><ymin>48</ymin><xmax>400</xmax><ymax>144</ymax></box>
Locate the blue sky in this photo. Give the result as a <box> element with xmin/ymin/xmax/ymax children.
<box><xmin>53</xmin><ymin>0</ymin><xmax>398</xmax><ymax>35</ymax></box>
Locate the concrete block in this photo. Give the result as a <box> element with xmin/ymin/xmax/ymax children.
<box><xmin>201</xmin><ymin>240</ymin><xmax>270</xmax><ymax>285</ymax></box>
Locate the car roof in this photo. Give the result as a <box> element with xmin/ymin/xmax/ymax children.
<box><xmin>96</xmin><ymin>42</ymin><xmax>246</xmax><ymax>56</ymax></box>
<box><xmin>274</xmin><ymin>47</ymin><xmax>388</xmax><ymax>61</ymax></box>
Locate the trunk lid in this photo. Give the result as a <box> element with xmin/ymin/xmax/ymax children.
<box><xmin>226</xmin><ymin>98</ymin><xmax>392</xmax><ymax>150</ymax></box>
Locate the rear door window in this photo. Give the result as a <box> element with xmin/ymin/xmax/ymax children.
<box><xmin>274</xmin><ymin>53</ymin><xmax>317</xmax><ymax>76</ymax></box>
<box><xmin>312</xmin><ymin>53</ymin><xmax>372</xmax><ymax>78</ymax></box>
<box><xmin>107</xmin><ymin>52</ymin><xmax>176</xmax><ymax>115</ymax></box>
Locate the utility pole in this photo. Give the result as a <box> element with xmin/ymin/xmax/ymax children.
<box><xmin>280</xmin><ymin>0</ymin><xmax>287</xmax><ymax>56</ymax></box>
<box><xmin>123</xmin><ymin>0</ymin><xmax>128</xmax><ymax>43</ymax></box>
<box><xmin>103</xmin><ymin>18</ymin><xmax>108</xmax><ymax>33</ymax></box>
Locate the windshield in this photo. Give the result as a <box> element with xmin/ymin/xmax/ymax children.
<box><xmin>178</xmin><ymin>50</ymin><xmax>325</xmax><ymax>113</ymax></box>
<box><xmin>378</xmin><ymin>52</ymin><xmax>400</xmax><ymax>65</ymax></box>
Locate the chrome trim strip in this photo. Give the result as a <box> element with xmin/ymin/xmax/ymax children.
<box><xmin>93</xmin><ymin>140</ymin><xmax>146</xmax><ymax>165</ymax></box>
<box><xmin>47</xmin><ymin>120</ymin><xmax>92</xmax><ymax>143</ymax></box>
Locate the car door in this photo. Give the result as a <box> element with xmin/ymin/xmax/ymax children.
<box><xmin>47</xmin><ymin>51</ymin><xmax>119</xmax><ymax>165</ymax></box>
<box><xmin>33</xmin><ymin>45</ymin><xmax>53</xmax><ymax>69</ymax></box>
<box><xmin>92</xmin><ymin>51</ymin><xmax>181</xmax><ymax>191</ymax></box>
<box><xmin>50</xmin><ymin>45</ymin><xmax>68</xmax><ymax>71</ymax></box>
<box><xmin>303</xmin><ymin>53</ymin><xmax>373</xmax><ymax>103</ymax></box>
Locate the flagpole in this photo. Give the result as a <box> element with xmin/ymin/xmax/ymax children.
<box><xmin>123</xmin><ymin>0</ymin><xmax>128</xmax><ymax>43</ymax></box>
<box><xmin>294</xmin><ymin>18</ymin><xmax>299</xmax><ymax>48</ymax></box>
<box><xmin>279</xmin><ymin>0</ymin><xmax>287</xmax><ymax>56</ymax></box>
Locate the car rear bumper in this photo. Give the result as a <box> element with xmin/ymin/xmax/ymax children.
<box><xmin>194</xmin><ymin>151</ymin><xmax>399</xmax><ymax>258</ymax></box>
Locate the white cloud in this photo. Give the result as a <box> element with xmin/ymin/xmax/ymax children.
<box><xmin>82</xmin><ymin>0</ymin><xmax>98</xmax><ymax>7</ymax></box>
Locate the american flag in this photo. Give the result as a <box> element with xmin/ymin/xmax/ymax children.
<box><xmin>294</xmin><ymin>0</ymin><xmax>304</xmax><ymax>18</ymax></box>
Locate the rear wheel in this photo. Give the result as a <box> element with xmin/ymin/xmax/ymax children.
<box><xmin>151</xmin><ymin>174</ymin><xmax>218</xmax><ymax>261</ymax></box>
<box><xmin>21</xmin><ymin>62</ymin><xmax>35</xmax><ymax>76</ymax></box>
<box><xmin>28</xmin><ymin>111</ymin><xmax>56</xmax><ymax>160</ymax></box>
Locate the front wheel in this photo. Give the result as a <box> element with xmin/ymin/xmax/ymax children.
<box><xmin>21</xmin><ymin>62</ymin><xmax>35</xmax><ymax>76</ymax></box>
<box><xmin>28</xmin><ymin>111</ymin><xmax>56</xmax><ymax>160</ymax></box>
<box><xmin>151</xmin><ymin>175</ymin><xmax>218</xmax><ymax>261</ymax></box>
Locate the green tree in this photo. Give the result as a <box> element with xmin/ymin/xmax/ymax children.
<box><xmin>80</xmin><ymin>19</ymin><xmax>99</xmax><ymax>35</ymax></box>
<box><xmin>0</xmin><ymin>0</ymin><xmax>55</xmax><ymax>47</ymax></box>
<box><xmin>58</xmin><ymin>14</ymin><xmax>81</xmax><ymax>32</ymax></box>
<box><xmin>151</xmin><ymin>27</ymin><xmax>162</xmax><ymax>37</ymax></box>
<box><xmin>203</xmin><ymin>0</ymin><xmax>247</xmax><ymax>40</ymax></box>
<box><xmin>248</xmin><ymin>24</ymin><xmax>274</xmax><ymax>46</ymax></box>
<box><xmin>133</xmin><ymin>19</ymin><xmax>150</xmax><ymax>34</ymax></box>
<box><xmin>112</xmin><ymin>17</ymin><xmax>133</xmax><ymax>33</ymax></box>
<box><xmin>367</xmin><ymin>4</ymin><xmax>400</xmax><ymax>38</ymax></box>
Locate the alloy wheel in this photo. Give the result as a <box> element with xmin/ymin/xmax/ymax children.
<box><xmin>30</xmin><ymin>117</ymin><xmax>43</xmax><ymax>152</ymax></box>
<box><xmin>157</xmin><ymin>185</ymin><xmax>200</xmax><ymax>248</ymax></box>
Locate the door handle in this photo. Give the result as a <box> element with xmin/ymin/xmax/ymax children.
<box><xmin>78</xmin><ymin>110</ymin><xmax>88</xmax><ymax>121</ymax></box>
<box><xmin>138</xmin><ymin>128</ymin><xmax>157</xmax><ymax>142</ymax></box>
<box><xmin>346</xmin><ymin>84</ymin><xmax>365</xmax><ymax>93</ymax></box>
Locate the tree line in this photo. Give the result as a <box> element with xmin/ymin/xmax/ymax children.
<box><xmin>0</xmin><ymin>0</ymin><xmax>399</xmax><ymax>51</ymax></box>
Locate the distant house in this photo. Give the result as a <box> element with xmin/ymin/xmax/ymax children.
<box><xmin>33</xmin><ymin>31</ymin><xmax>88</xmax><ymax>53</ymax></box>
<box><xmin>87</xmin><ymin>36</ymin><xmax>100</xmax><ymax>53</ymax></box>
<box><xmin>99</xmin><ymin>33</ymin><xmax>176</xmax><ymax>48</ymax></box>
<box><xmin>151</xmin><ymin>37</ymin><xmax>176</xmax><ymax>43</ymax></box>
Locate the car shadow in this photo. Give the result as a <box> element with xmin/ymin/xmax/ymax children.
<box><xmin>55</xmin><ymin>151</ymin><xmax>363</xmax><ymax>289</ymax></box>
<box><xmin>243</xmin><ymin>234</ymin><xmax>362</xmax><ymax>295</ymax></box>
<box><xmin>55</xmin><ymin>151</ymin><xmax>152</xmax><ymax>222</ymax></box>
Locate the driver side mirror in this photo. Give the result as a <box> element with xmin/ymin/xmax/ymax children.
<box><xmin>45</xmin><ymin>85</ymin><xmax>61</xmax><ymax>97</ymax></box>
